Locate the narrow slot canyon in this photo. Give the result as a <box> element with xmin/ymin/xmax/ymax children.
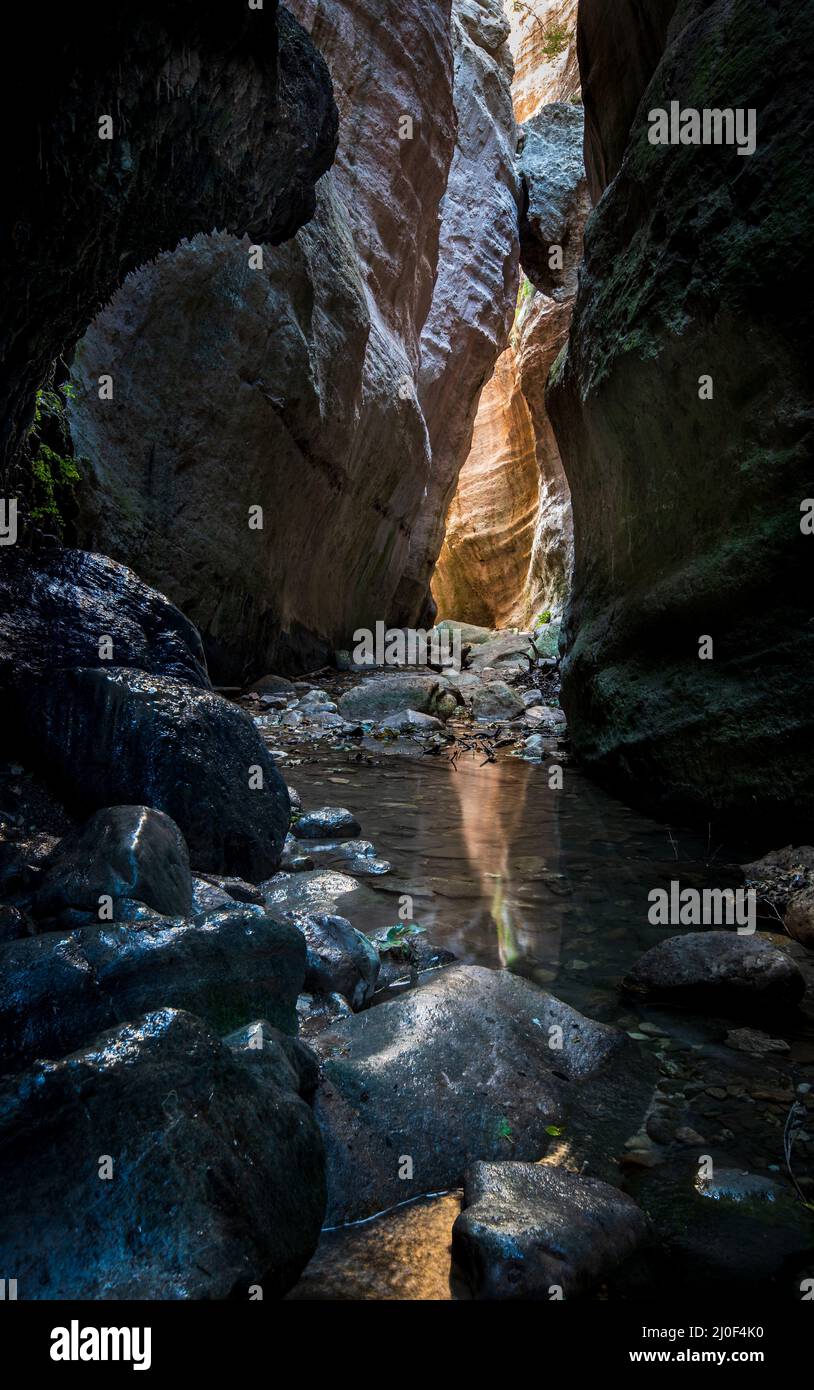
<box><xmin>0</xmin><ymin>0</ymin><xmax>812</xmax><ymax>1321</ymax></box>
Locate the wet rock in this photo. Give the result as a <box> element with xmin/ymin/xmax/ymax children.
<box><xmin>725</xmin><ymin>1028</ymin><xmax>791</xmax><ymax>1057</ymax></box>
<box><xmin>375</xmin><ymin>939</ymin><xmax>457</xmax><ymax>992</ymax></box>
<box><xmin>0</xmin><ymin>907</ymin><xmax>305</xmax><ymax>1071</ymax></box>
<box><xmin>224</xmin><ymin>1019</ymin><xmax>319</xmax><ymax>1099</ymax></box>
<box><xmin>260</xmin><ymin>868</ymin><xmax>361</xmax><ymax>921</ymax></box>
<box><xmin>0</xmin><ymin>905</ymin><xmax>32</xmax><ymax>944</ymax></box>
<box><xmin>191</xmin><ymin>877</ymin><xmax>235</xmax><ymax>917</ymax></box>
<box><xmin>0</xmin><ymin>1008</ymin><xmax>325</xmax><ymax>1299</ymax></box>
<box><xmin>194</xmin><ymin>873</ymin><xmax>264</xmax><ymax>907</ymax></box>
<box><xmin>471</xmin><ymin>682</ymin><xmax>525</xmax><ymax>722</ymax></box>
<box><xmin>742</xmin><ymin>845</ymin><xmax>814</xmax><ymax>911</ymax></box>
<box><xmin>312</xmin><ymin>963</ymin><xmax>654</xmax><ymax>1223</ymax></box>
<box><xmin>248</xmin><ymin>674</ymin><xmax>297</xmax><ymax>697</ymax></box>
<box><xmin>785</xmin><ymin>888</ymin><xmax>814</xmax><ymax>950</ymax></box>
<box><xmin>452</xmin><ymin>1161</ymin><xmax>647</xmax><ymax>1300</ymax></box>
<box><xmin>0</xmin><ymin>549</ymin><xmax>209</xmax><ymax>698</ymax></box>
<box><xmin>292</xmin><ymin>807</ymin><xmax>361</xmax><ymax>841</ymax></box>
<box><xmin>31</xmin><ymin>806</ymin><xmax>192</xmax><ymax>922</ymax></box>
<box><xmin>292</xmin><ymin>913</ymin><xmax>379</xmax><ymax>1010</ymax></box>
<box><xmin>338</xmin><ymin>675</ymin><xmax>461</xmax><ymax>723</ymax></box>
<box><xmin>280</xmin><ymin>834</ymin><xmax>317</xmax><ymax>872</ymax></box>
<box><xmin>629</xmin><ymin>1157</ymin><xmax>814</xmax><ymax>1294</ymax></box>
<box><xmin>296</xmin><ymin>990</ymin><xmax>353</xmax><ymax>1042</ymax></box>
<box><xmin>522</xmin><ymin>689</ymin><xmax>543</xmax><ymax>708</ymax></box>
<box><xmin>379</xmin><ymin>709</ymin><xmax>445</xmax><ymax>734</ymax></box>
<box><xmin>524</xmin><ymin>703</ymin><xmax>566</xmax><ymax>729</ymax></box>
<box><xmin>21</xmin><ymin>666</ymin><xmax>290</xmax><ymax>879</ymax></box>
<box><xmin>622</xmin><ymin>932</ymin><xmax>806</xmax><ymax>1015</ymax></box>
<box><xmin>300</xmin><ymin>840</ymin><xmax>391</xmax><ymax>877</ymax></box>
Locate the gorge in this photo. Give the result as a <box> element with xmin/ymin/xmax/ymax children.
<box><xmin>0</xmin><ymin>0</ymin><xmax>812</xmax><ymax>1312</ymax></box>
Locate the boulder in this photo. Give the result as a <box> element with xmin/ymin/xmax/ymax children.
<box><xmin>20</xmin><ymin>666</ymin><xmax>290</xmax><ymax>879</ymax></box>
<box><xmin>622</xmin><ymin>932</ymin><xmax>806</xmax><ymax>1015</ymax></box>
<box><xmin>0</xmin><ymin>549</ymin><xmax>209</xmax><ymax>699</ymax></box>
<box><xmin>31</xmin><ymin>805</ymin><xmax>192</xmax><ymax>922</ymax></box>
<box><xmin>379</xmin><ymin>709</ymin><xmax>445</xmax><ymax>734</ymax></box>
<box><xmin>292</xmin><ymin>807</ymin><xmax>361</xmax><ymax>841</ymax></box>
<box><xmin>248</xmin><ymin>674</ymin><xmax>296</xmax><ymax>697</ymax></box>
<box><xmin>785</xmin><ymin>889</ymin><xmax>814</xmax><ymax>950</ymax></box>
<box><xmin>518</xmin><ymin>104</ymin><xmax>591</xmax><ymax>296</ymax></box>
<box><xmin>0</xmin><ymin>907</ymin><xmax>305</xmax><ymax>1071</ymax></box>
<box><xmin>0</xmin><ymin>1008</ymin><xmax>325</xmax><ymax>1299</ymax></box>
<box><xmin>452</xmin><ymin>1161</ymin><xmax>647</xmax><ymax>1300</ymax></box>
<box><xmin>312</xmin><ymin>963</ymin><xmax>654</xmax><ymax>1223</ymax></box>
<box><xmin>293</xmin><ymin>913</ymin><xmax>380</xmax><ymax>1010</ymax></box>
<box><xmin>224</xmin><ymin>1018</ymin><xmax>320</xmax><ymax>1099</ymax></box>
<box><xmin>471</xmin><ymin>682</ymin><xmax>525</xmax><ymax>722</ymax></box>
<box><xmin>338</xmin><ymin>675</ymin><xmax>461</xmax><ymax>723</ymax></box>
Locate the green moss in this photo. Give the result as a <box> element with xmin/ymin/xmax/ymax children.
<box><xmin>27</xmin><ymin>380</ymin><xmax>83</xmax><ymax>534</ymax></box>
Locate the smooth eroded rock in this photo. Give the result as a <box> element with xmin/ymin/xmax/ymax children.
<box><xmin>0</xmin><ymin>1008</ymin><xmax>325</xmax><ymax>1299</ymax></box>
<box><xmin>453</xmin><ymin>1161</ymin><xmax>647</xmax><ymax>1299</ymax></box>
<box><xmin>31</xmin><ymin>805</ymin><xmax>192</xmax><ymax>922</ymax></box>
<box><xmin>21</xmin><ymin>666</ymin><xmax>290</xmax><ymax>878</ymax></box>
<box><xmin>622</xmin><ymin>931</ymin><xmax>806</xmax><ymax>1015</ymax></box>
<box><xmin>292</xmin><ymin>807</ymin><xmax>361</xmax><ymax>841</ymax></box>
<box><xmin>0</xmin><ymin>907</ymin><xmax>305</xmax><ymax>1071</ymax></box>
<box><xmin>312</xmin><ymin>963</ymin><xmax>654</xmax><ymax>1223</ymax></box>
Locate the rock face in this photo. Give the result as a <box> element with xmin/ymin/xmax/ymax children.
<box><xmin>0</xmin><ymin>1009</ymin><xmax>325</xmax><ymax>1299</ymax></box>
<box><xmin>577</xmin><ymin>0</ymin><xmax>679</xmax><ymax>202</ymax></box>
<box><xmin>452</xmin><ymin>1162</ymin><xmax>647</xmax><ymax>1300</ymax></box>
<box><xmin>433</xmin><ymin>35</ymin><xmax>586</xmax><ymax>629</ymax></box>
<box><xmin>68</xmin><ymin>0</ymin><xmax>463</xmax><ymax>683</ymax></box>
<box><xmin>508</xmin><ymin>0</ymin><xmax>581</xmax><ymax>125</ymax></box>
<box><xmin>395</xmin><ymin>0</ymin><xmax>521</xmax><ymax>622</ymax></box>
<box><xmin>20</xmin><ymin>667</ymin><xmax>290</xmax><ymax>879</ymax></box>
<box><xmin>548</xmin><ymin>0</ymin><xmax>814</xmax><ymax>832</ymax></box>
<box><xmin>30</xmin><ymin>806</ymin><xmax>193</xmax><ymax>922</ymax></box>
<box><xmin>0</xmin><ymin>907</ymin><xmax>305</xmax><ymax>1071</ymax></box>
<box><xmin>623</xmin><ymin>932</ymin><xmax>806</xmax><ymax>1015</ymax></box>
<box><xmin>0</xmin><ymin>1</ymin><xmax>337</xmax><ymax>506</ymax></box>
<box><xmin>311</xmin><ymin>963</ymin><xmax>654</xmax><ymax>1224</ymax></box>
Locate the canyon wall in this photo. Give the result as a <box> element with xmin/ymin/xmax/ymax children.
<box><xmin>0</xmin><ymin>1</ymin><xmax>336</xmax><ymax>507</ymax></box>
<box><xmin>69</xmin><ymin>0</ymin><xmax>519</xmax><ymax>682</ymax></box>
<box><xmin>434</xmin><ymin>4</ymin><xmax>585</xmax><ymax>628</ymax></box>
<box><xmin>548</xmin><ymin>0</ymin><xmax>814</xmax><ymax>830</ymax></box>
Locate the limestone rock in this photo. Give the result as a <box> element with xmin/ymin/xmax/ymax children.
<box><xmin>395</xmin><ymin>0</ymin><xmax>521</xmax><ymax>623</ymax></box>
<box><xmin>548</xmin><ymin>0</ymin><xmax>814</xmax><ymax>832</ymax></box>
<box><xmin>69</xmin><ymin>0</ymin><xmax>459</xmax><ymax>682</ymax></box>
<box><xmin>1</xmin><ymin>1</ymin><xmax>337</xmax><ymax>496</ymax></box>
<box><xmin>508</xmin><ymin>0</ymin><xmax>581</xmax><ymax>125</ymax></box>
<box><xmin>338</xmin><ymin>674</ymin><xmax>461</xmax><ymax>722</ymax></box>
<box><xmin>0</xmin><ymin>1008</ymin><xmax>325</xmax><ymax>1299</ymax></box>
<box><xmin>453</xmin><ymin>1161</ymin><xmax>647</xmax><ymax>1299</ymax></box>
<box><xmin>471</xmin><ymin>682</ymin><xmax>525</xmax><ymax>722</ymax></box>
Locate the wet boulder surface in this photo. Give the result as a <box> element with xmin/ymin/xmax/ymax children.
<box><xmin>311</xmin><ymin>963</ymin><xmax>656</xmax><ymax>1224</ymax></box>
<box><xmin>0</xmin><ymin>549</ymin><xmax>210</xmax><ymax>696</ymax></box>
<box><xmin>623</xmin><ymin>931</ymin><xmax>806</xmax><ymax>1016</ymax></box>
<box><xmin>29</xmin><ymin>805</ymin><xmax>193</xmax><ymax>923</ymax></box>
<box><xmin>0</xmin><ymin>1008</ymin><xmax>326</xmax><ymax>1300</ymax></box>
<box><xmin>0</xmin><ymin>907</ymin><xmax>306</xmax><ymax>1072</ymax></box>
<box><xmin>452</xmin><ymin>1161</ymin><xmax>648</xmax><ymax>1300</ymax></box>
<box><xmin>21</xmin><ymin>666</ymin><xmax>290</xmax><ymax>879</ymax></box>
